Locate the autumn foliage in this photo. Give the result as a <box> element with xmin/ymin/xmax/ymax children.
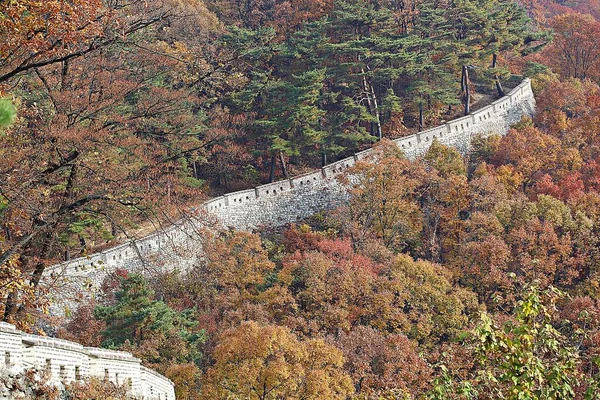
<box><xmin>3</xmin><ymin>0</ymin><xmax>600</xmax><ymax>399</ymax></box>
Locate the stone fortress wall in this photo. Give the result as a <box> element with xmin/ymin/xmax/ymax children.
<box><xmin>0</xmin><ymin>79</ymin><xmax>533</xmax><ymax>399</ymax></box>
<box><xmin>0</xmin><ymin>322</ymin><xmax>175</xmax><ymax>399</ymax></box>
<box><xmin>44</xmin><ymin>78</ymin><xmax>535</xmax><ymax>310</ymax></box>
<box><xmin>204</xmin><ymin>78</ymin><xmax>535</xmax><ymax>229</ymax></box>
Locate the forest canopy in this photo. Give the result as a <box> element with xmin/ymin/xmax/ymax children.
<box><xmin>2</xmin><ymin>0</ymin><xmax>600</xmax><ymax>399</ymax></box>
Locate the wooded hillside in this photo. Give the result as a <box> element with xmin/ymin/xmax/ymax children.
<box><xmin>2</xmin><ymin>0</ymin><xmax>600</xmax><ymax>398</ymax></box>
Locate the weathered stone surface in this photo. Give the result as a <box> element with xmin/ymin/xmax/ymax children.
<box><xmin>44</xmin><ymin>78</ymin><xmax>536</xmax><ymax>315</ymax></box>
<box><xmin>0</xmin><ymin>322</ymin><xmax>175</xmax><ymax>400</ymax></box>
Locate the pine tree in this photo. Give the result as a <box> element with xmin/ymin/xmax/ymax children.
<box><xmin>479</xmin><ymin>0</ymin><xmax>547</xmax><ymax>96</ymax></box>
<box><xmin>94</xmin><ymin>273</ymin><xmax>204</xmax><ymax>357</ymax></box>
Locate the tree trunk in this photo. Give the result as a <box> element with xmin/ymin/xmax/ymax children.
<box><xmin>278</xmin><ymin>151</ymin><xmax>289</xmax><ymax>179</ymax></box>
<box><xmin>64</xmin><ymin>163</ymin><xmax>77</xmax><ymax>199</ymax></box>
<box><xmin>61</xmin><ymin>59</ymin><xmax>69</xmax><ymax>90</ymax></box>
<box><xmin>361</xmin><ymin>67</ymin><xmax>376</xmax><ymax>137</ymax></box>
<box><xmin>492</xmin><ymin>54</ymin><xmax>505</xmax><ymax>97</ymax></box>
<box><xmin>462</xmin><ymin>65</ymin><xmax>471</xmax><ymax>116</ymax></box>
<box><xmin>360</xmin><ymin>56</ymin><xmax>382</xmax><ymax>139</ymax></box>
<box><xmin>269</xmin><ymin>153</ymin><xmax>276</xmax><ymax>183</ymax></box>
<box><xmin>369</xmin><ymin>81</ymin><xmax>383</xmax><ymax>140</ymax></box>
<box><xmin>419</xmin><ymin>102</ymin><xmax>424</xmax><ymax>131</ymax></box>
<box><xmin>322</xmin><ymin>149</ymin><xmax>327</xmax><ymax>167</ymax></box>
<box><xmin>361</xmin><ymin>64</ymin><xmax>383</xmax><ymax>140</ymax></box>
<box><xmin>4</xmin><ymin>232</ymin><xmax>53</xmax><ymax>322</ymax></box>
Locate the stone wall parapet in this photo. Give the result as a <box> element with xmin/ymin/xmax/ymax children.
<box><xmin>86</xmin><ymin>347</ymin><xmax>141</xmax><ymax>363</ymax></box>
<box><xmin>44</xmin><ymin>78</ymin><xmax>535</xmax><ymax>316</ymax></box>
<box><xmin>0</xmin><ymin>323</ymin><xmax>175</xmax><ymax>400</ymax></box>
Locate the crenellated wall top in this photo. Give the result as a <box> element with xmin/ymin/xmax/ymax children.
<box><xmin>44</xmin><ymin>77</ymin><xmax>535</xmax><ymax>299</ymax></box>
<box><xmin>0</xmin><ymin>322</ymin><xmax>175</xmax><ymax>399</ymax></box>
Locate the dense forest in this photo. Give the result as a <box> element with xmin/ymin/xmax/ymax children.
<box><xmin>1</xmin><ymin>0</ymin><xmax>600</xmax><ymax>398</ymax></box>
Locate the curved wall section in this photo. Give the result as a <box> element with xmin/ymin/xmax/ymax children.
<box><xmin>44</xmin><ymin>78</ymin><xmax>535</xmax><ymax>314</ymax></box>
<box><xmin>0</xmin><ymin>322</ymin><xmax>175</xmax><ymax>400</ymax></box>
<box><xmin>205</xmin><ymin>79</ymin><xmax>534</xmax><ymax>231</ymax></box>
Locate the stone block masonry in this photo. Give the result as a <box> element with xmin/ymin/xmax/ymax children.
<box><xmin>207</xmin><ymin>79</ymin><xmax>535</xmax><ymax>230</ymax></box>
<box><xmin>3</xmin><ymin>79</ymin><xmax>533</xmax><ymax>400</ymax></box>
<box><xmin>43</xmin><ymin>78</ymin><xmax>535</xmax><ymax>314</ymax></box>
<box><xmin>0</xmin><ymin>322</ymin><xmax>175</xmax><ymax>400</ymax></box>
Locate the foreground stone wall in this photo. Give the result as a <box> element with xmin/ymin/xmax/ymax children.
<box><xmin>44</xmin><ymin>78</ymin><xmax>535</xmax><ymax>313</ymax></box>
<box><xmin>0</xmin><ymin>322</ymin><xmax>175</xmax><ymax>400</ymax></box>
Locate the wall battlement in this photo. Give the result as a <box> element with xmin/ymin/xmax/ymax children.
<box><xmin>44</xmin><ymin>78</ymin><xmax>536</xmax><ymax>313</ymax></box>
<box><xmin>0</xmin><ymin>322</ymin><xmax>175</xmax><ymax>399</ymax></box>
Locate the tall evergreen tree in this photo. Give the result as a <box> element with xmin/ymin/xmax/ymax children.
<box><xmin>482</xmin><ymin>0</ymin><xmax>548</xmax><ymax>96</ymax></box>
